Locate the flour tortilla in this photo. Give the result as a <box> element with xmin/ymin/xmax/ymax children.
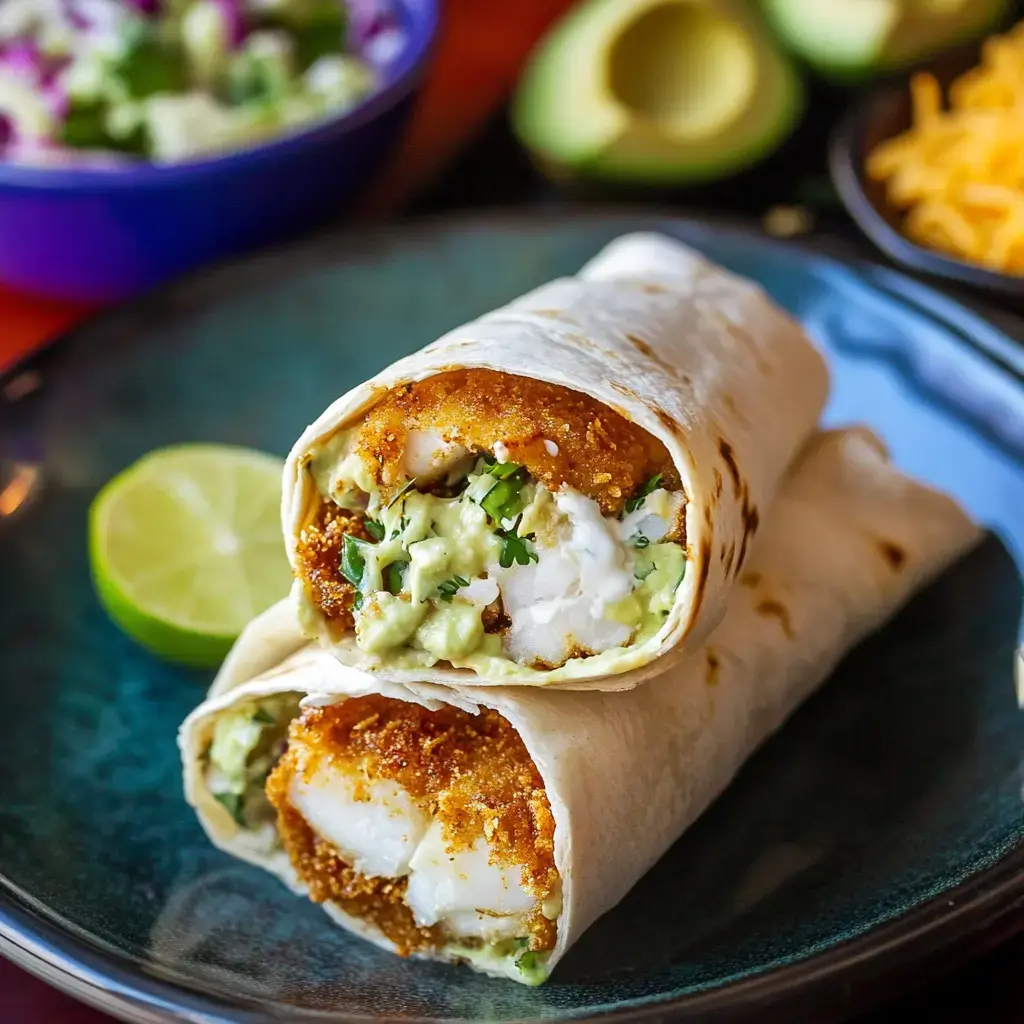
<box><xmin>184</xmin><ymin>428</ymin><xmax>980</xmax><ymax>982</ymax></box>
<box><xmin>281</xmin><ymin>232</ymin><xmax>830</xmax><ymax>687</ymax></box>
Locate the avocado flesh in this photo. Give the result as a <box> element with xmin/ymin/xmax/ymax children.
<box><xmin>763</xmin><ymin>0</ymin><xmax>1010</xmax><ymax>81</ymax></box>
<box><xmin>512</xmin><ymin>0</ymin><xmax>803</xmax><ymax>185</ymax></box>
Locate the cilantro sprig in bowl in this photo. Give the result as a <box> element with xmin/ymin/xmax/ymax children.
<box><xmin>0</xmin><ymin>0</ymin><xmax>437</xmax><ymax>300</ymax></box>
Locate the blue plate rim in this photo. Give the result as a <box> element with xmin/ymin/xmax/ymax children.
<box><xmin>1</xmin><ymin>209</ymin><xmax>1023</xmax><ymax>1022</ymax></box>
<box><xmin>3</xmin><ymin>835</ymin><xmax>1024</xmax><ymax>1023</ymax></box>
<box><xmin>3</xmin><ymin>207</ymin><xmax>1023</xmax><ymax>387</ymax></box>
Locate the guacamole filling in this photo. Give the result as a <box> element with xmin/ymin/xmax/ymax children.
<box><xmin>204</xmin><ymin>693</ymin><xmax>560</xmax><ymax>983</ymax></box>
<box><xmin>294</xmin><ymin>369</ymin><xmax>687</xmax><ymax>674</ymax></box>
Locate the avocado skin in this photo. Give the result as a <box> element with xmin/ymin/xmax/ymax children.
<box><xmin>762</xmin><ymin>0</ymin><xmax>1011</xmax><ymax>84</ymax></box>
<box><xmin>511</xmin><ymin>0</ymin><xmax>805</xmax><ymax>187</ymax></box>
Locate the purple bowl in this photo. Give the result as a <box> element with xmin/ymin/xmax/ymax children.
<box><xmin>0</xmin><ymin>0</ymin><xmax>438</xmax><ymax>303</ymax></box>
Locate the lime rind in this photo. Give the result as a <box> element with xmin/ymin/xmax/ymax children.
<box><xmin>89</xmin><ymin>443</ymin><xmax>291</xmax><ymax>668</ymax></box>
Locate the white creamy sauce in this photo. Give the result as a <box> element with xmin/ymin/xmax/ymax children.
<box><xmin>289</xmin><ymin>759</ymin><xmax>535</xmax><ymax>944</ymax></box>
<box><xmin>492</xmin><ymin>440</ymin><xmax>510</xmax><ymax>464</ymax></box>
<box><xmin>493</xmin><ymin>487</ymin><xmax>635</xmax><ymax>666</ymax></box>
<box><xmin>619</xmin><ymin>507</ymin><xmax>670</xmax><ymax>544</ymax></box>
<box><xmin>543</xmin><ymin>439</ymin><xmax>559</xmax><ymax>456</ymax></box>
<box><xmin>460</xmin><ymin>576</ymin><xmax>500</xmax><ymax>607</ymax></box>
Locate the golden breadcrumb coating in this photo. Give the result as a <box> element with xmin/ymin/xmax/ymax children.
<box><xmin>356</xmin><ymin>369</ymin><xmax>678</xmax><ymax>514</ymax></box>
<box><xmin>293</xmin><ymin>502</ymin><xmax>370</xmax><ymax>626</ymax></box>
<box><xmin>265</xmin><ymin>696</ymin><xmax>558</xmax><ymax>955</ymax></box>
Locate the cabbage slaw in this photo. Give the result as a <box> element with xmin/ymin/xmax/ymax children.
<box><xmin>0</xmin><ymin>0</ymin><xmax>397</xmax><ymax>165</ymax></box>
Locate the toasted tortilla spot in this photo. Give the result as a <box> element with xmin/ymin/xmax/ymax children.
<box><xmin>529</xmin><ymin>310</ymin><xmax>575</xmax><ymax>323</ymax></box>
<box><xmin>706</xmin><ymin>648</ymin><xmax>720</xmax><ymax>686</ymax></box>
<box><xmin>704</xmin><ymin>503</ymin><xmax>713</xmax><ymax>527</ymax></box>
<box><xmin>878</xmin><ymin>540</ymin><xmax>907</xmax><ymax>570</ymax></box>
<box><xmin>717</xmin><ymin>438</ymin><xmax>742</xmax><ymax>497</ymax></box>
<box><xmin>644</xmin><ymin>399</ymin><xmax>683</xmax><ymax>438</ymax></box>
<box><xmin>691</xmin><ymin>532</ymin><xmax>713</xmax><ymax>624</ymax></box>
<box><xmin>609</xmin><ymin>380</ymin><xmax>641</xmax><ymax>403</ymax></box>
<box><xmin>735</xmin><ymin>489</ymin><xmax>760</xmax><ymax>575</ymax></box>
<box><xmin>721</xmin><ymin>541</ymin><xmax>736</xmax><ymax>575</ymax></box>
<box><xmin>740</xmin><ymin>570</ymin><xmax>762</xmax><ymax>588</ymax></box>
<box><xmin>721</xmin><ymin>319</ymin><xmax>773</xmax><ymax>375</ymax></box>
<box><xmin>641</xmin><ymin>283</ymin><xmax>668</xmax><ymax>295</ymax></box>
<box><xmin>756</xmin><ymin>598</ymin><xmax>794</xmax><ymax>639</ymax></box>
<box><xmin>723</xmin><ymin>393</ymin><xmax>750</xmax><ymax>427</ymax></box>
<box><xmin>713</xmin><ymin>468</ymin><xmax>723</xmax><ymax>500</ymax></box>
<box><xmin>625</xmin><ymin>333</ymin><xmax>683</xmax><ymax>381</ymax></box>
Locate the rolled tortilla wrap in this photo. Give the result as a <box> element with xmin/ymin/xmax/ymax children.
<box><xmin>282</xmin><ymin>232</ymin><xmax>829</xmax><ymax>688</ymax></box>
<box><xmin>182</xmin><ymin>429</ymin><xmax>980</xmax><ymax>984</ymax></box>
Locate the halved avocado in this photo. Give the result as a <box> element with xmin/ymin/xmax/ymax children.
<box><xmin>762</xmin><ymin>0</ymin><xmax>1010</xmax><ymax>82</ymax></box>
<box><xmin>511</xmin><ymin>0</ymin><xmax>803</xmax><ymax>186</ymax></box>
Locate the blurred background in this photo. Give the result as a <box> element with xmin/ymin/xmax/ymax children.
<box><xmin>3</xmin><ymin>0</ymin><xmax>1024</xmax><ymax>372</ymax></box>
<box><xmin>4</xmin><ymin>0</ymin><xmax>1024</xmax><ymax>1019</ymax></box>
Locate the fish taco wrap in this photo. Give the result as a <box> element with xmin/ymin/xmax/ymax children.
<box><xmin>183</xmin><ymin>429</ymin><xmax>979</xmax><ymax>984</ymax></box>
<box><xmin>282</xmin><ymin>232</ymin><xmax>829</xmax><ymax>688</ymax></box>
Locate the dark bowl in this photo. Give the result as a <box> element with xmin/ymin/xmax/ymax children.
<box><xmin>0</xmin><ymin>0</ymin><xmax>438</xmax><ymax>303</ymax></box>
<box><xmin>829</xmin><ymin>41</ymin><xmax>1024</xmax><ymax>301</ymax></box>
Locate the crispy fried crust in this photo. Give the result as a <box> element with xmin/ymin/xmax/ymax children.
<box><xmin>293</xmin><ymin>502</ymin><xmax>369</xmax><ymax>627</ymax></box>
<box><xmin>355</xmin><ymin>370</ymin><xmax>678</xmax><ymax>514</ymax></box>
<box><xmin>267</xmin><ymin>789</ymin><xmax>442</xmax><ymax>956</ymax></box>
<box><xmin>265</xmin><ymin>696</ymin><xmax>558</xmax><ymax>955</ymax></box>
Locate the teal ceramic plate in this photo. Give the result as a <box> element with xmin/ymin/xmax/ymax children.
<box><xmin>1</xmin><ymin>213</ymin><xmax>1023</xmax><ymax>1024</ymax></box>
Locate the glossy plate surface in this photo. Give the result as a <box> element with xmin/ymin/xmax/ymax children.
<box><xmin>1</xmin><ymin>213</ymin><xmax>1023</xmax><ymax>1023</ymax></box>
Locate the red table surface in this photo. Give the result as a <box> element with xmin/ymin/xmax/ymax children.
<box><xmin>0</xmin><ymin>1</ymin><xmax>572</xmax><ymax>1020</ymax></box>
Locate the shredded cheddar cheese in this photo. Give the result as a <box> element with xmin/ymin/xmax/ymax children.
<box><xmin>866</xmin><ymin>20</ymin><xmax>1024</xmax><ymax>275</ymax></box>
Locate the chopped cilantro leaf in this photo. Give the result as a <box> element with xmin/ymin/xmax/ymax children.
<box><xmin>293</xmin><ymin>1</ymin><xmax>347</xmax><ymax>70</ymax></box>
<box><xmin>214</xmin><ymin>791</ymin><xmax>246</xmax><ymax>827</ymax></box>
<box><xmin>384</xmin><ymin>560</ymin><xmax>408</xmax><ymax>595</ymax></box>
<box><xmin>635</xmin><ymin>560</ymin><xmax>656</xmax><ymax>581</ymax></box>
<box><xmin>437</xmin><ymin>575</ymin><xmax>470</xmax><ymax>602</ymax></box>
<box><xmin>386</xmin><ymin>478</ymin><xmax>418</xmax><ymax>509</ymax></box>
<box><xmin>624</xmin><ymin>473</ymin><xmax>663</xmax><ymax>515</ymax></box>
<box><xmin>253</xmin><ymin>707</ymin><xmax>275</xmax><ymax>725</ymax></box>
<box><xmin>60</xmin><ymin>99</ymin><xmax>150</xmax><ymax>156</ymax></box>
<box><xmin>364</xmin><ymin>518</ymin><xmax>386</xmax><ymax>542</ymax></box>
<box><xmin>352</xmin><ymin>591</ymin><xmax>363</xmax><ymax>611</ymax></box>
<box><xmin>340</xmin><ymin>534</ymin><xmax>368</xmax><ymax>588</ymax></box>
<box><xmin>482</xmin><ymin>467</ymin><xmax>528</xmax><ymax>522</ymax></box>
<box><xmin>113</xmin><ymin>24</ymin><xmax>187</xmax><ymax>99</ymax></box>
<box><xmin>486</xmin><ymin>460</ymin><xmax>522</xmax><ymax>480</ymax></box>
<box><xmin>516</xmin><ymin>950</ymin><xmax>541</xmax><ymax>974</ymax></box>
<box><xmin>496</xmin><ymin>515</ymin><xmax>539</xmax><ymax>569</ymax></box>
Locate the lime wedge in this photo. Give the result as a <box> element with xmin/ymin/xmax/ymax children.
<box><xmin>89</xmin><ymin>444</ymin><xmax>292</xmax><ymax>668</ymax></box>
